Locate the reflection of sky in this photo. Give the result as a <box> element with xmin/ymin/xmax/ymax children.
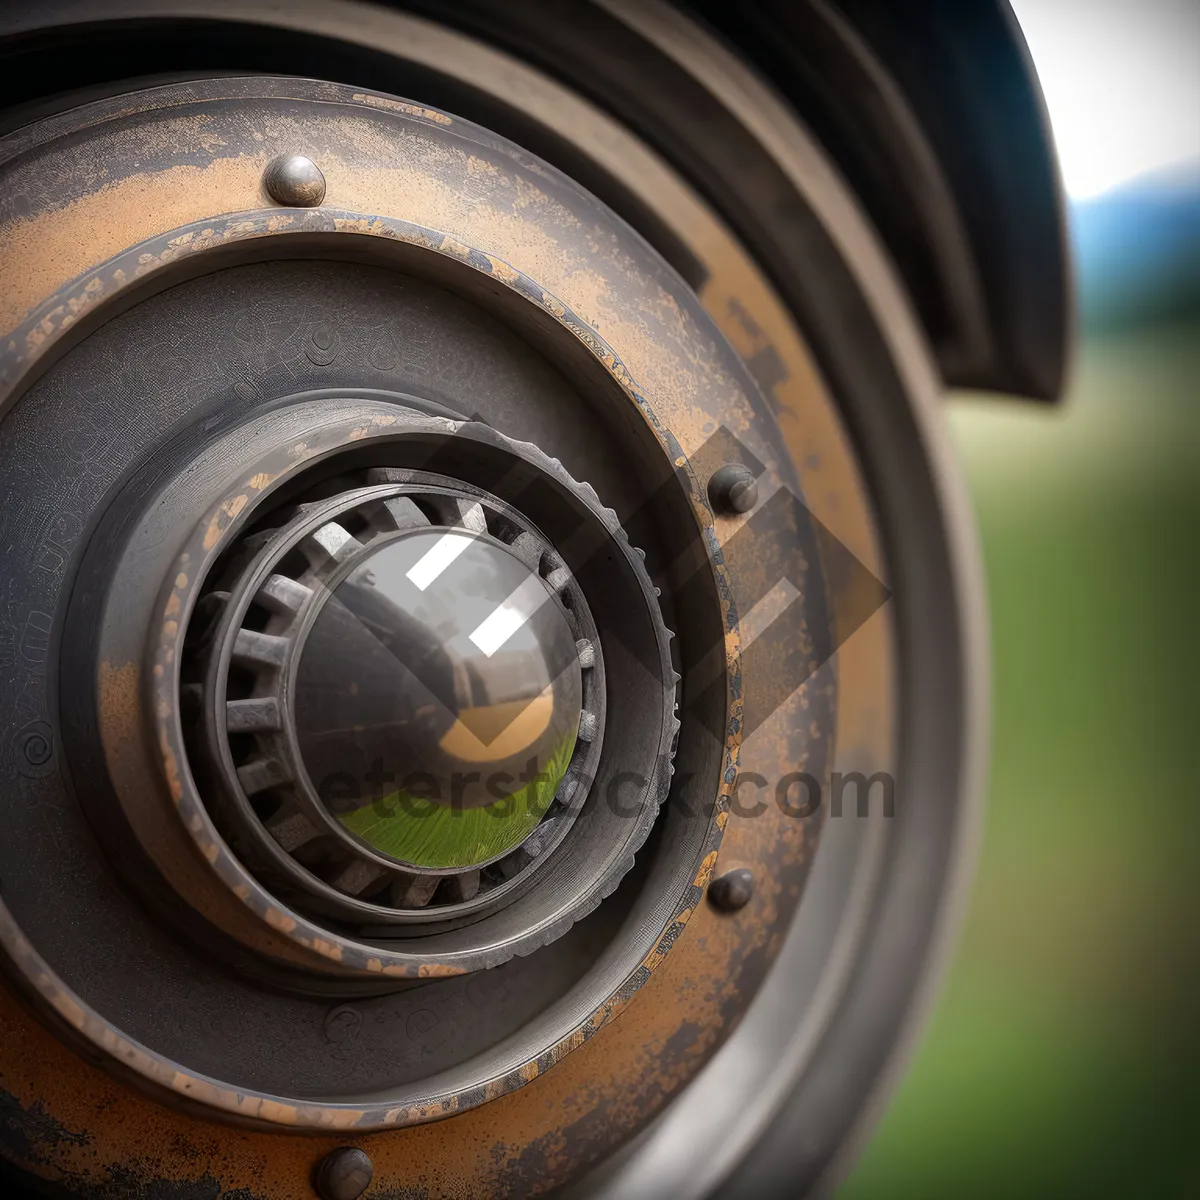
<box><xmin>354</xmin><ymin>532</ymin><xmax>563</xmax><ymax>718</ymax></box>
<box><xmin>361</xmin><ymin>532</ymin><xmax>543</xmax><ymax>661</ymax></box>
<box><xmin>1011</xmin><ymin>0</ymin><xmax>1200</xmax><ymax>198</ymax></box>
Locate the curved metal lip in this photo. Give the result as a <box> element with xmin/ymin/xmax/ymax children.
<box><xmin>1</xmin><ymin>406</ymin><xmax>704</xmax><ymax>1130</ymax></box>
<box><xmin>149</xmin><ymin>395</ymin><xmax>687</xmax><ymax>968</ymax></box>
<box><xmin>0</xmin><ymin>75</ymin><xmax>741</xmax><ymax>1131</ymax></box>
<box><xmin>0</xmin><ymin>0</ymin><xmax>1075</xmax><ymax>407</ymax></box>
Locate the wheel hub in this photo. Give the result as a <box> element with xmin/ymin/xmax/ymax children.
<box><xmin>0</xmin><ymin>76</ymin><xmax>761</xmax><ymax>1137</ymax></box>
<box><xmin>188</xmin><ymin>468</ymin><xmax>608</xmax><ymax>925</ymax></box>
<box><xmin>0</xmin><ymin>60</ymin><xmax>962</xmax><ymax>1198</ymax></box>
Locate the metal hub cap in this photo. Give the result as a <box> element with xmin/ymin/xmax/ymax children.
<box><xmin>192</xmin><ymin>468</ymin><xmax>607</xmax><ymax>921</ymax></box>
<box><xmin>294</xmin><ymin>528</ymin><xmax>584</xmax><ymax>869</ymax></box>
<box><xmin>183</xmin><ymin>456</ymin><xmax>624</xmax><ymax>926</ymax></box>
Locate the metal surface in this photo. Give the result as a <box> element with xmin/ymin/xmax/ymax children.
<box><xmin>670</xmin><ymin>0</ymin><xmax>1071</xmax><ymax>401</ymax></box>
<box><xmin>571</xmin><ymin>7</ymin><xmax>989</xmax><ymax>1195</ymax></box>
<box><xmin>0</xmin><ymin>72</ymin><xmax>847</xmax><ymax>1192</ymax></box>
<box><xmin>0</xmin><ymin>0</ymin><xmax>992</xmax><ymax>1193</ymax></box>
<box><xmin>707</xmin><ymin>464</ymin><xmax>760</xmax><ymax>515</ymax></box>
<box><xmin>44</xmin><ymin>365</ymin><xmax>700</xmax><ymax>1106</ymax></box>
<box><xmin>0</xmin><ymin>0</ymin><xmax>1071</xmax><ymax>402</ymax></box>
<box><xmin>706</xmin><ymin>868</ymin><xmax>755</xmax><ymax>913</ymax></box>
<box><xmin>191</xmin><ymin>471</ymin><xmax>618</xmax><ymax>926</ymax></box>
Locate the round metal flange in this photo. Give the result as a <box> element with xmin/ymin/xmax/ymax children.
<box><xmin>127</xmin><ymin>401</ymin><xmax>681</xmax><ymax>982</ymax></box>
<box><xmin>7</xmin><ymin>331</ymin><xmax>707</xmax><ymax>1125</ymax></box>
<box><xmin>0</xmin><ymin>64</ymin><xmax>851</xmax><ymax>1196</ymax></box>
<box><xmin>0</xmin><ymin>14</ymin><xmax>981</xmax><ymax>1196</ymax></box>
<box><xmin>158</xmin><ymin>450</ymin><xmax>671</xmax><ymax>947</ymax></box>
<box><xmin>0</xmin><ymin>77</ymin><xmax>777</xmax><ymax>1139</ymax></box>
<box><xmin>0</xmin><ymin>66</ymin><xmax>839</xmax><ymax>1188</ymax></box>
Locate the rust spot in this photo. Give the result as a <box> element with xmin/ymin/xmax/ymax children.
<box><xmin>156</xmin><ymin>727</ymin><xmax>183</xmax><ymax>803</ymax></box>
<box><xmin>416</xmin><ymin>963</ymin><xmax>466</xmax><ymax>979</ymax></box>
<box><xmin>202</xmin><ymin>494</ymin><xmax>249</xmax><ymax>550</ymax></box>
<box><xmin>693</xmin><ymin>849</ymin><xmax>719</xmax><ymax>888</ymax></box>
<box><xmin>1</xmin><ymin>157</ymin><xmax>269</xmax><ymax>335</ymax></box>
<box><xmin>307</xmin><ymin>938</ymin><xmax>344</xmax><ymax>963</ymax></box>
<box><xmin>96</xmin><ymin>660</ymin><xmax>139</xmax><ymax>745</ymax></box>
<box><xmin>263</xmin><ymin>908</ymin><xmax>298</xmax><ymax>935</ymax></box>
<box><xmin>351</xmin><ymin>92</ymin><xmax>453</xmax><ymax>125</ymax></box>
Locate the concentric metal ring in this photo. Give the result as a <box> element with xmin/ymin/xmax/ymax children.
<box><xmin>0</xmin><ymin>76</ymin><xmax>747</xmax><ymax>1145</ymax></box>
<box><xmin>192</xmin><ymin>473</ymin><xmax>609</xmax><ymax>926</ymax></box>
<box><xmin>0</xmin><ymin>67</ymin><xmax>905</xmax><ymax>1175</ymax></box>
<box><xmin>117</xmin><ymin>397</ymin><xmax>683</xmax><ymax>983</ymax></box>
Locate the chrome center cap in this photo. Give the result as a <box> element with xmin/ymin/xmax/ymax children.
<box><xmin>293</xmin><ymin>527</ymin><xmax>583</xmax><ymax>869</ymax></box>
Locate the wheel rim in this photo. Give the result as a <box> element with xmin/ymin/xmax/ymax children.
<box><xmin>0</xmin><ymin>7</ymin><xmax>983</xmax><ymax>1196</ymax></box>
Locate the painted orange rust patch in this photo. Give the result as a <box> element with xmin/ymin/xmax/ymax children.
<box><xmin>351</xmin><ymin>92</ymin><xmax>453</xmax><ymax>125</ymax></box>
<box><xmin>0</xmin><ymin>157</ymin><xmax>268</xmax><ymax>335</ymax></box>
<box><xmin>202</xmin><ymin>494</ymin><xmax>249</xmax><ymax>550</ymax></box>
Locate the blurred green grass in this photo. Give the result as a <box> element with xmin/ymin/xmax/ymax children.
<box><xmin>840</xmin><ymin>315</ymin><xmax>1200</xmax><ymax>1199</ymax></box>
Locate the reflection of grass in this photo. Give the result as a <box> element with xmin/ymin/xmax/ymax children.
<box><xmin>841</xmin><ymin>318</ymin><xmax>1199</xmax><ymax>1199</ymax></box>
<box><xmin>337</xmin><ymin>735</ymin><xmax>575</xmax><ymax>869</ymax></box>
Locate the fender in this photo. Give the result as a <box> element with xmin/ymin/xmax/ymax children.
<box><xmin>681</xmin><ymin>0</ymin><xmax>1072</xmax><ymax>402</ymax></box>
<box><xmin>0</xmin><ymin>0</ymin><xmax>1069</xmax><ymax>402</ymax></box>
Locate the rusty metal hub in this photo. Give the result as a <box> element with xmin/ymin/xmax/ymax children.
<box><xmin>0</xmin><ymin>69</ymin><xmax>839</xmax><ymax>1191</ymax></box>
<box><xmin>0</xmin><ymin>16</ymin><xmax>986</xmax><ymax>1191</ymax></box>
<box><xmin>0</xmin><ymin>227</ymin><xmax>723</xmax><ymax>1133</ymax></box>
<box><xmin>158</xmin><ymin>437</ymin><xmax>677</xmax><ymax>949</ymax></box>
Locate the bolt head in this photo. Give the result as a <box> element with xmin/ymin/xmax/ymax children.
<box><xmin>315</xmin><ymin>1147</ymin><xmax>373</xmax><ymax>1200</ymax></box>
<box><xmin>708</xmin><ymin>464</ymin><xmax>759</xmax><ymax>515</ymax></box>
<box><xmin>264</xmin><ymin>154</ymin><xmax>326</xmax><ymax>207</ymax></box>
<box><xmin>707</xmin><ymin>867</ymin><xmax>754</xmax><ymax>912</ymax></box>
